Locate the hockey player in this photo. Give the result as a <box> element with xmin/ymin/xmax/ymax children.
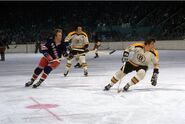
<box><xmin>0</xmin><ymin>32</ymin><xmax>9</xmax><ymax>61</ymax></box>
<box><xmin>64</xmin><ymin>26</ymin><xmax>89</xmax><ymax>76</ymax></box>
<box><xmin>73</xmin><ymin>31</ymin><xmax>101</xmax><ymax>67</ymax></box>
<box><xmin>92</xmin><ymin>31</ymin><xmax>101</xmax><ymax>58</ymax></box>
<box><xmin>104</xmin><ymin>39</ymin><xmax>159</xmax><ymax>92</ymax></box>
<box><xmin>25</xmin><ymin>29</ymin><xmax>68</xmax><ymax>88</ymax></box>
<box><xmin>35</xmin><ymin>40</ymin><xmax>41</xmax><ymax>53</ymax></box>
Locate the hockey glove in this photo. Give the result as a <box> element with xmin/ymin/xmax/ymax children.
<box><xmin>66</xmin><ymin>46</ymin><xmax>72</xmax><ymax>52</ymax></box>
<box><xmin>84</xmin><ymin>48</ymin><xmax>89</xmax><ymax>53</ymax></box>
<box><xmin>83</xmin><ymin>44</ymin><xmax>89</xmax><ymax>49</ymax></box>
<box><xmin>122</xmin><ymin>51</ymin><xmax>129</xmax><ymax>63</ymax></box>
<box><xmin>68</xmin><ymin>52</ymin><xmax>74</xmax><ymax>59</ymax></box>
<box><xmin>83</xmin><ymin>44</ymin><xmax>89</xmax><ymax>53</ymax></box>
<box><xmin>63</xmin><ymin>52</ymin><xmax>68</xmax><ymax>57</ymax></box>
<box><xmin>151</xmin><ymin>68</ymin><xmax>159</xmax><ymax>86</ymax></box>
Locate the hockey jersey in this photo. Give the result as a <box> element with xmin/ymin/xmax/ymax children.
<box><xmin>41</xmin><ymin>38</ymin><xmax>67</xmax><ymax>59</ymax></box>
<box><xmin>125</xmin><ymin>43</ymin><xmax>159</xmax><ymax>68</ymax></box>
<box><xmin>64</xmin><ymin>31</ymin><xmax>89</xmax><ymax>50</ymax></box>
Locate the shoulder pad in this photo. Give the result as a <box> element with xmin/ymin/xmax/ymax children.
<box><xmin>80</xmin><ymin>32</ymin><xmax>88</xmax><ymax>37</ymax></box>
<box><xmin>150</xmin><ymin>48</ymin><xmax>159</xmax><ymax>59</ymax></box>
<box><xmin>68</xmin><ymin>31</ymin><xmax>76</xmax><ymax>36</ymax></box>
<box><xmin>130</xmin><ymin>43</ymin><xmax>144</xmax><ymax>48</ymax></box>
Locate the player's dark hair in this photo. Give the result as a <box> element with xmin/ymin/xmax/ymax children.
<box><xmin>53</xmin><ymin>28</ymin><xmax>62</xmax><ymax>38</ymax></box>
<box><xmin>75</xmin><ymin>26</ymin><xmax>83</xmax><ymax>30</ymax></box>
<box><xmin>144</xmin><ymin>39</ymin><xmax>156</xmax><ymax>45</ymax></box>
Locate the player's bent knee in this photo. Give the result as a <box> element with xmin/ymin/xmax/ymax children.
<box><xmin>44</xmin><ymin>66</ymin><xmax>52</xmax><ymax>74</ymax></box>
<box><xmin>34</xmin><ymin>67</ymin><xmax>43</xmax><ymax>75</ymax></box>
<box><xmin>38</xmin><ymin>57</ymin><xmax>48</xmax><ymax>68</ymax></box>
<box><xmin>136</xmin><ymin>69</ymin><xmax>146</xmax><ymax>80</ymax></box>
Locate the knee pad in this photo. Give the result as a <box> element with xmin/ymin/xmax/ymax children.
<box><xmin>34</xmin><ymin>67</ymin><xmax>43</xmax><ymax>75</ymax></box>
<box><xmin>136</xmin><ymin>69</ymin><xmax>146</xmax><ymax>80</ymax></box>
<box><xmin>130</xmin><ymin>69</ymin><xmax>146</xmax><ymax>85</ymax></box>
<box><xmin>79</xmin><ymin>56</ymin><xmax>86</xmax><ymax>63</ymax></box>
<box><xmin>67</xmin><ymin>58</ymin><xmax>73</xmax><ymax>64</ymax></box>
<box><xmin>114</xmin><ymin>70</ymin><xmax>125</xmax><ymax>80</ymax></box>
<box><xmin>44</xmin><ymin>66</ymin><xmax>52</xmax><ymax>75</ymax></box>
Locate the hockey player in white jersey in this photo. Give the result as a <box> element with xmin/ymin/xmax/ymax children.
<box><xmin>104</xmin><ymin>39</ymin><xmax>159</xmax><ymax>92</ymax></box>
<box><xmin>64</xmin><ymin>26</ymin><xmax>89</xmax><ymax>76</ymax></box>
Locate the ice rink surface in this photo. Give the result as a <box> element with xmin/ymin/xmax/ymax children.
<box><xmin>1</xmin><ymin>50</ymin><xmax>185</xmax><ymax>124</ymax></box>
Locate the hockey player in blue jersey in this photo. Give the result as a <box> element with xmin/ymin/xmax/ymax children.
<box><xmin>25</xmin><ymin>29</ymin><xmax>68</xmax><ymax>88</ymax></box>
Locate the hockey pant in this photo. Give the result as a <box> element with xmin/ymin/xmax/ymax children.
<box><xmin>110</xmin><ymin>61</ymin><xmax>148</xmax><ymax>86</ymax></box>
<box><xmin>31</xmin><ymin>57</ymin><xmax>60</xmax><ymax>81</ymax></box>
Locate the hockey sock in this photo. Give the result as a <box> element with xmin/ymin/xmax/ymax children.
<box><xmin>32</xmin><ymin>67</ymin><xmax>43</xmax><ymax>81</ymax></box>
<box><xmin>40</xmin><ymin>66</ymin><xmax>52</xmax><ymax>81</ymax></box>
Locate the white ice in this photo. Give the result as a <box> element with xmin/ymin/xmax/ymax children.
<box><xmin>0</xmin><ymin>50</ymin><xmax>185</xmax><ymax>124</ymax></box>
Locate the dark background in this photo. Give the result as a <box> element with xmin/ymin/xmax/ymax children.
<box><xmin>0</xmin><ymin>1</ymin><xmax>185</xmax><ymax>43</ymax></box>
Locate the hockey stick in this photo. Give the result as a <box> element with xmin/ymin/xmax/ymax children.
<box><xmin>117</xmin><ymin>62</ymin><xmax>126</xmax><ymax>93</ymax></box>
<box><xmin>99</xmin><ymin>45</ymin><xmax>116</xmax><ymax>55</ymax></box>
<box><xmin>117</xmin><ymin>78</ymin><xmax>122</xmax><ymax>93</ymax></box>
<box><xmin>49</xmin><ymin>58</ymin><xmax>62</xmax><ymax>63</ymax></box>
<box><xmin>71</xmin><ymin>48</ymin><xmax>86</xmax><ymax>51</ymax></box>
<box><xmin>109</xmin><ymin>49</ymin><xmax>116</xmax><ymax>55</ymax></box>
<box><xmin>99</xmin><ymin>45</ymin><xmax>110</xmax><ymax>50</ymax></box>
<box><xmin>47</xmin><ymin>49</ymin><xmax>90</xmax><ymax>63</ymax></box>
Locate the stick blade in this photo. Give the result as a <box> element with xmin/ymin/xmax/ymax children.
<box><xmin>109</xmin><ymin>49</ymin><xmax>116</xmax><ymax>55</ymax></box>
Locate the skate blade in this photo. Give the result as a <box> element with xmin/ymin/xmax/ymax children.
<box><xmin>117</xmin><ymin>89</ymin><xmax>126</xmax><ymax>93</ymax></box>
<box><xmin>117</xmin><ymin>89</ymin><xmax>122</xmax><ymax>93</ymax></box>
